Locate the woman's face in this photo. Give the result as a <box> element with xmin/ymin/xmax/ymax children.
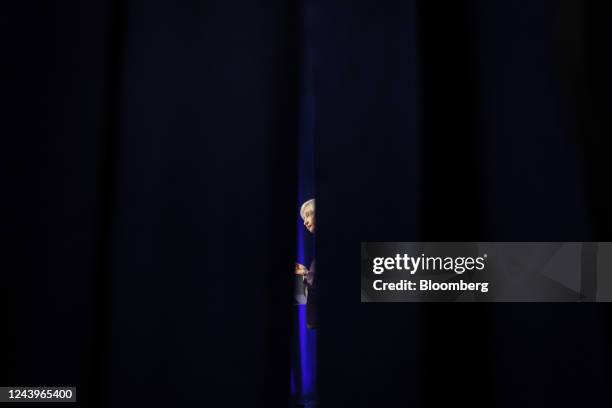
<box><xmin>303</xmin><ymin>209</ymin><xmax>315</xmax><ymax>233</ymax></box>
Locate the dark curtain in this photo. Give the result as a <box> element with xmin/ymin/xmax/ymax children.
<box><xmin>5</xmin><ymin>1</ymin><xmax>612</xmax><ymax>407</ymax></box>
<box><xmin>313</xmin><ymin>1</ymin><xmax>612</xmax><ymax>407</ymax></box>
<box><xmin>4</xmin><ymin>1</ymin><xmax>298</xmax><ymax>407</ymax></box>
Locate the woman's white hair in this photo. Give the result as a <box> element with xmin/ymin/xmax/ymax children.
<box><xmin>300</xmin><ymin>198</ymin><xmax>315</xmax><ymax>220</ymax></box>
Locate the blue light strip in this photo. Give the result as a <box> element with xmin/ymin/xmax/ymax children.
<box><xmin>292</xmin><ymin>0</ymin><xmax>316</xmax><ymax>403</ymax></box>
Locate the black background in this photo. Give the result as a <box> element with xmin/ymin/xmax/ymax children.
<box><xmin>4</xmin><ymin>1</ymin><xmax>612</xmax><ymax>407</ymax></box>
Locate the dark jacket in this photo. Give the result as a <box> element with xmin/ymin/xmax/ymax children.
<box><xmin>304</xmin><ymin>261</ymin><xmax>317</xmax><ymax>328</ymax></box>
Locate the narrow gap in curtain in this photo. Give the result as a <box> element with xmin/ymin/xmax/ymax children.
<box><xmin>291</xmin><ymin>0</ymin><xmax>317</xmax><ymax>406</ymax></box>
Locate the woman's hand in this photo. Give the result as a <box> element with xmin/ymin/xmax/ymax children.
<box><xmin>295</xmin><ymin>263</ymin><xmax>309</xmax><ymax>276</ymax></box>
